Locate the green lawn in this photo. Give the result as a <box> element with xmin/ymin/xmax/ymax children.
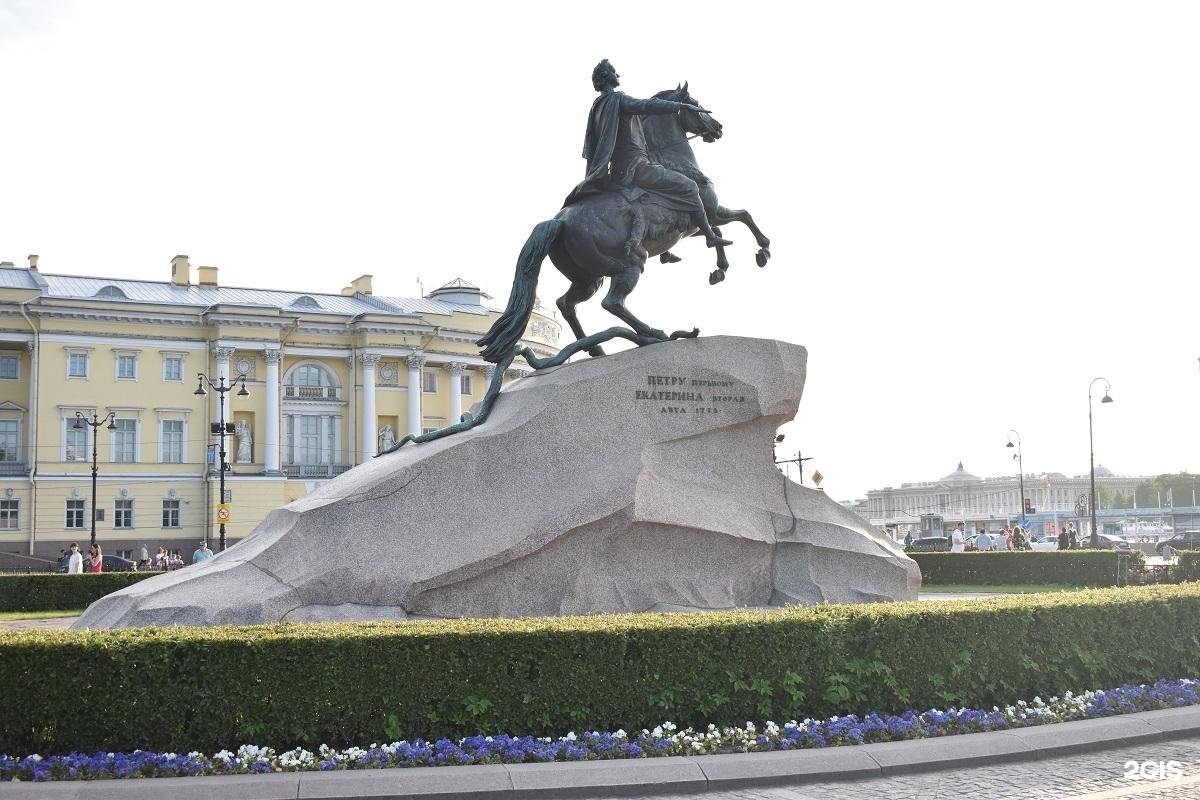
<box><xmin>0</xmin><ymin>609</ymin><xmax>84</xmax><ymax>621</ymax></box>
<box><xmin>920</xmin><ymin>584</ymin><xmax>1085</xmax><ymax>594</ymax></box>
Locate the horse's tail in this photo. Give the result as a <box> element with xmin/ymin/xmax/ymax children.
<box><xmin>477</xmin><ymin>218</ymin><xmax>563</xmax><ymax>363</ymax></box>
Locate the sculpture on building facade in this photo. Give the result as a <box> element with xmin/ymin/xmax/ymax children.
<box><xmin>377</xmin><ymin>424</ymin><xmax>396</xmax><ymax>454</ymax></box>
<box><xmin>235</xmin><ymin>420</ymin><xmax>252</xmax><ymax>464</ymax></box>
<box><xmin>381</xmin><ymin>60</ymin><xmax>771</xmax><ymax>454</ymax></box>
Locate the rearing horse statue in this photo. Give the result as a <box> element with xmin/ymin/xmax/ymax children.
<box><xmin>478</xmin><ymin>81</ymin><xmax>770</xmax><ymax>364</ymax></box>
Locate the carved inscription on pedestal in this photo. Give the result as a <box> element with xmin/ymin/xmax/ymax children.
<box><xmin>635</xmin><ymin>374</ymin><xmax>748</xmax><ymax>415</ymax></box>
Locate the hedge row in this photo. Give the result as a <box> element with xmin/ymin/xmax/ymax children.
<box><xmin>909</xmin><ymin>550</ymin><xmax>1141</xmax><ymax>586</ymax></box>
<box><xmin>0</xmin><ymin>573</ymin><xmax>160</xmax><ymax>612</ymax></box>
<box><xmin>3</xmin><ymin>583</ymin><xmax>1200</xmax><ymax>754</ymax></box>
<box><xmin>1171</xmin><ymin>551</ymin><xmax>1200</xmax><ymax>583</ymax></box>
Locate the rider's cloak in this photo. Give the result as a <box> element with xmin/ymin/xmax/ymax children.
<box><xmin>562</xmin><ymin>91</ymin><xmax>624</xmax><ymax>208</ymax></box>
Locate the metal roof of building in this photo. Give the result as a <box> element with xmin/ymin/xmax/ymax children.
<box><xmin>0</xmin><ymin>269</ymin><xmax>41</xmax><ymax>289</ymax></box>
<box><xmin>32</xmin><ymin>273</ymin><xmax>497</xmax><ymax>317</ymax></box>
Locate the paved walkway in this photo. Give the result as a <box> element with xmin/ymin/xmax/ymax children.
<box><xmin>0</xmin><ymin>616</ymin><xmax>76</xmax><ymax>631</ymax></box>
<box><xmin>648</xmin><ymin>736</ymin><xmax>1200</xmax><ymax>799</ymax></box>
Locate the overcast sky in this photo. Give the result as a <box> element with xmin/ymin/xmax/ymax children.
<box><xmin>2</xmin><ymin>1</ymin><xmax>1197</xmax><ymax>500</ymax></box>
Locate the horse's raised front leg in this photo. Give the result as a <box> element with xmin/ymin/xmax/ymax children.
<box><xmin>556</xmin><ymin>278</ymin><xmax>607</xmax><ymax>357</ymax></box>
<box><xmin>708</xmin><ymin>226</ymin><xmax>730</xmax><ymax>285</ymax></box>
<box><xmin>711</xmin><ymin>205</ymin><xmax>771</xmax><ymax>267</ymax></box>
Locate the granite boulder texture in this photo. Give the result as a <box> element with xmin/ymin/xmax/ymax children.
<box><xmin>74</xmin><ymin>336</ymin><xmax>919</xmax><ymax>629</ymax></box>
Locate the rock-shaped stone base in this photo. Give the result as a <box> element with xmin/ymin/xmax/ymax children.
<box><xmin>74</xmin><ymin>336</ymin><xmax>919</xmax><ymax>629</ymax></box>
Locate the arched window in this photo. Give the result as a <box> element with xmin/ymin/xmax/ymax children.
<box><xmin>290</xmin><ymin>295</ymin><xmax>321</xmax><ymax>309</ymax></box>
<box><xmin>283</xmin><ymin>362</ymin><xmax>339</xmax><ymax>400</ymax></box>
<box><xmin>292</xmin><ymin>364</ymin><xmax>331</xmax><ymax>387</ymax></box>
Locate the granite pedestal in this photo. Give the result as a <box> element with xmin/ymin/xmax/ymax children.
<box><xmin>74</xmin><ymin>336</ymin><xmax>919</xmax><ymax>629</ymax></box>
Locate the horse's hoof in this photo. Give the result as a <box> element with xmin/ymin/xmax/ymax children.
<box><xmin>708</xmin><ymin>269</ymin><xmax>725</xmax><ymax>285</ymax></box>
<box><xmin>756</xmin><ymin>249</ymin><xmax>770</xmax><ymax>267</ymax></box>
<box><xmin>588</xmin><ymin>346</ymin><xmax>606</xmax><ymax>358</ymax></box>
<box><xmin>660</xmin><ymin>251</ymin><xmax>682</xmax><ymax>264</ymax></box>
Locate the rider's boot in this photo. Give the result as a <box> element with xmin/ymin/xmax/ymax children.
<box><xmin>695</xmin><ymin>214</ymin><xmax>733</xmax><ymax>248</ymax></box>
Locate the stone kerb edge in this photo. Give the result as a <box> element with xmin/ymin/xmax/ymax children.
<box><xmin>5</xmin><ymin>706</ymin><xmax>1199</xmax><ymax>799</ymax></box>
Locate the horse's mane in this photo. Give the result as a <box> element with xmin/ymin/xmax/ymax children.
<box><xmin>652</xmin><ymin>88</ymin><xmax>683</xmax><ymax>101</ymax></box>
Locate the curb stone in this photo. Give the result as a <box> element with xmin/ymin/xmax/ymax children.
<box><xmin>2</xmin><ymin>706</ymin><xmax>1199</xmax><ymax>799</ymax></box>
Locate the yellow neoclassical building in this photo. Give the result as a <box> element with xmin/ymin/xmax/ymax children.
<box><xmin>0</xmin><ymin>254</ymin><xmax>560</xmax><ymax>562</ymax></box>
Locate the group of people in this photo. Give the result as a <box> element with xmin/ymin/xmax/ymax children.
<box><xmin>59</xmin><ymin>542</ymin><xmax>103</xmax><ymax>573</ymax></box>
<box><xmin>58</xmin><ymin>541</ymin><xmax>215</xmax><ymax>572</ymax></box>
<box><xmin>913</xmin><ymin>521</ymin><xmax>1084</xmax><ymax>552</ymax></box>
<box><xmin>140</xmin><ymin>542</ymin><xmax>214</xmax><ymax>571</ymax></box>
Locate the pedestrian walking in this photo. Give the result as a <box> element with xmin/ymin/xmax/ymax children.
<box><xmin>951</xmin><ymin>523</ymin><xmax>966</xmax><ymax>553</ymax></box>
<box><xmin>66</xmin><ymin>543</ymin><xmax>83</xmax><ymax>574</ymax></box>
<box><xmin>192</xmin><ymin>541</ymin><xmax>214</xmax><ymax>564</ymax></box>
<box><xmin>974</xmin><ymin>529</ymin><xmax>993</xmax><ymax>552</ymax></box>
<box><xmin>88</xmin><ymin>544</ymin><xmax>103</xmax><ymax>573</ymax></box>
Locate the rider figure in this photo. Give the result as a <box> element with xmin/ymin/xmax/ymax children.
<box><xmin>564</xmin><ymin>59</ymin><xmax>733</xmax><ymax>249</ymax></box>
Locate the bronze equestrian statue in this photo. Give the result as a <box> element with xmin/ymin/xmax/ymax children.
<box><xmin>479</xmin><ymin>59</ymin><xmax>771</xmax><ymax>364</ymax></box>
<box><xmin>382</xmin><ymin>60</ymin><xmax>771</xmax><ymax>453</ymax></box>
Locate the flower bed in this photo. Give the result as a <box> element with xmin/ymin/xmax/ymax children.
<box><xmin>2</xmin><ymin>678</ymin><xmax>1196</xmax><ymax>782</ymax></box>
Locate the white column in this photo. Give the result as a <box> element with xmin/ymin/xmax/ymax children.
<box><xmin>214</xmin><ymin>346</ymin><xmax>233</xmax><ymax>386</ymax></box>
<box><xmin>360</xmin><ymin>353</ymin><xmax>380</xmax><ymax>461</ymax></box>
<box><xmin>406</xmin><ymin>354</ymin><xmax>425</xmax><ymax>436</ymax></box>
<box><xmin>333</xmin><ymin>415</ymin><xmax>342</xmax><ymax>468</ymax></box>
<box><xmin>448</xmin><ymin>362</ymin><xmax>463</xmax><ymax>424</ymax></box>
<box><xmin>319</xmin><ymin>415</ymin><xmax>330</xmax><ymax>465</ymax></box>
<box><xmin>263</xmin><ymin>350</ymin><xmax>281</xmax><ymax>474</ymax></box>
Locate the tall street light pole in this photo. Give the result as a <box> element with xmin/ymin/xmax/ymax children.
<box><xmin>1088</xmin><ymin>377</ymin><xmax>1113</xmax><ymax>549</ymax></box>
<box><xmin>194</xmin><ymin>372</ymin><xmax>249</xmax><ymax>552</ymax></box>
<box><xmin>74</xmin><ymin>411</ymin><xmax>117</xmax><ymax>549</ymax></box>
<box><xmin>1006</xmin><ymin>429</ymin><xmax>1025</xmax><ymax>524</ymax></box>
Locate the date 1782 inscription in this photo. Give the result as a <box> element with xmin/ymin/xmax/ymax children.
<box><xmin>635</xmin><ymin>375</ymin><xmax>747</xmax><ymax>415</ymax></box>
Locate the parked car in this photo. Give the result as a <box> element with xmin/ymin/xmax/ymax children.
<box><xmin>1029</xmin><ymin>535</ymin><xmax>1059</xmax><ymax>552</ymax></box>
<box><xmin>1157</xmin><ymin>530</ymin><xmax>1200</xmax><ymax>556</ymax></box>
<box><xmin>906</xmin><ymin>536</ymin><xmax>951</xmax><ymax>553</ymax></box>
<box><xmin>101</xmin><ymin>555</ymin><xmax>138</xmax><ymax>572</ymax></box>
<box><xmin>1091</xmin><ymin>533</ymin><xmax>1131</xmax><ymax>551</ymax></box>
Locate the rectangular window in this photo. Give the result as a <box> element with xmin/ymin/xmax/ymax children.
<box><xmin>299</xmin><ymin>415</ymin><xmax>320</xmax><ymax>465</ymax></box>
<box><xmin>112</xmin><ymin>418</ymin><xmax>137</xmax><ymax>463</ymax></box>
<box><xmin>163</xmin><ymin>357</ymin><xmax>183</xmax><ymax>382</ymax></box>
<box><xmin>0</xmin><ymin>421</ymin><xmax>17</xmax><ymax>463</ymax></box>
<box><xmin>116</xmin><ymin>355</ymin><xmax>137</xmax><ymax>379</ymax></box>
<box><xmin>65</xmin><ymin>499</ymin><xmax>85</xmax><ymax>529</ymax></box>
<box><xmin>460</xmin><ymin>374</ymin><xmax>473</xmax><ymax>395</ymax></box>
<box><xmin>0</xmin><ymin>500</ymin><xmax>17</xmax><ymax>530</ymax></box>
<box><xmin>65</xmin><ymin>424</ymin><xmax>87</xmax><ymax>461</ymax></box>
<box><xmin>0</xmin><ymin>356</ymin><xmax>17</xmax><ymax>380</ymax></box>
<box><xmin>422</xmin><ymin>370</ymin><xmax>437</xmax><ymax>393</ymax></box>
<box><xmin>114</xmin><ymin>499</ymin><xmax>133</xmax><ymax>529</ymax></box>
<box><xmin>161</xmin><ymin>420</ymin><xmax>184</xmax><ymax>463</ymax></box>
<box><xmin>162</xmin><ymin>499</ymin><xmax>181</xmax><ymax>528</ymax></box>
<box><xmin>68</xmin><ymin>352</ymin><xmax>88</xmax><ymax>378</ymax></box>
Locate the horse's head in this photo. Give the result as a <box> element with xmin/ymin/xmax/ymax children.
<box><xmin>672</xmin><ymin>81</ymin><xmax>723</xmax><ymax>142</ymax></box>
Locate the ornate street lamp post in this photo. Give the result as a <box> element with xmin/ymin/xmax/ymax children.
<box><xmin>1006</xmin><ymin>429</ymin><xmax>1025</xmax><ymax>525</ymax></box>
<box><xmin>194</xmin><ymin>372</ymin><xmax>249</xmax><ymax>552</ymax></box>
<box><xmin>1088</xmin><ymin>377</ymin><xmax>1113</xmax><ymax>549</ymax></box>
<box><xmin>74</xmin><ymin>410</ymin><xmax>117</xmax><ymax>549</ymax></box>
